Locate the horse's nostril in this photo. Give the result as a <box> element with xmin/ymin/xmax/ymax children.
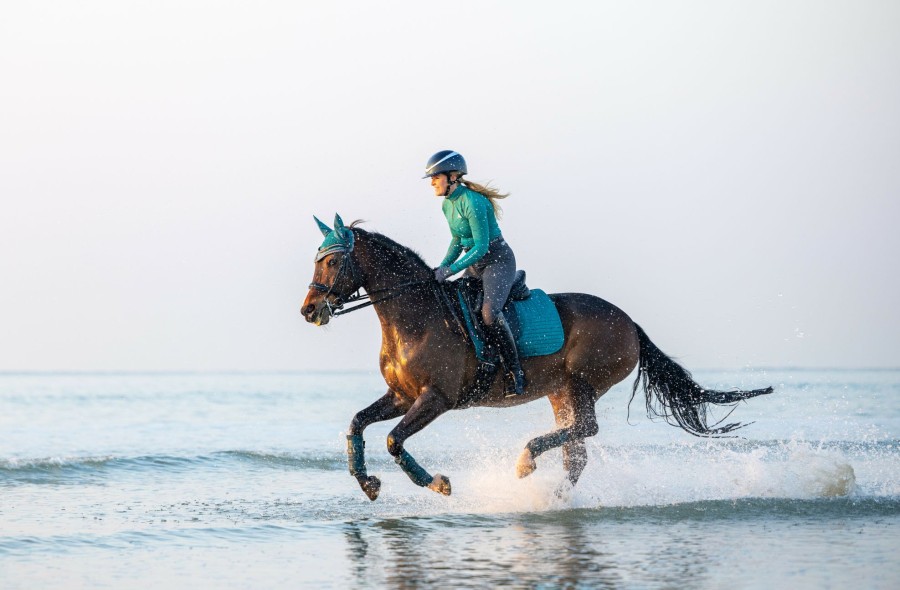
<box><xmin>302</xmin><ymin>304</ymin><xmax>315</xmax><ymax>316</ymax></box>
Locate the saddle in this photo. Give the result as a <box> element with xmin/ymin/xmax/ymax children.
<box><xmin>455</xmin><ymin>270</ymin><xmax>530</xmax><ymax>354</ymax></box>
<box><xmin>440</xmin><ymin>270</ymin><xmax>564</xmax><ymax>408</ymax></box>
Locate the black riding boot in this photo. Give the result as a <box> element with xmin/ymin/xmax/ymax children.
<box><xmin>484</xmin><ymin>313</ymin><xmax>527</xmax><ymax>397</ymax></box>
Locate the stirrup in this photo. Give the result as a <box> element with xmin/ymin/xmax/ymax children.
<box><xmin>503</xmin><ymin>369</ymin><xmax>527</xmax><ymax>397</ymax></box>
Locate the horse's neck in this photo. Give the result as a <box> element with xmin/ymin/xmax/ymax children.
<box><xmin>356</xmin><ymin>236</ymin><xmax>437</xmax><ymax>335</ymax></box>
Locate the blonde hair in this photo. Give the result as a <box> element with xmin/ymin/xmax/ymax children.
<box><xmin>460</xmin><ymin>179</ymin><xmax>510</xmax><ymax>219</ymax></box>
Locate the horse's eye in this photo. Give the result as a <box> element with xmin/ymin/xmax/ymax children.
<box><xmin>327</xmin><ymin>258</ymin><xmax>337</xmax><ymax>267</ymax></box>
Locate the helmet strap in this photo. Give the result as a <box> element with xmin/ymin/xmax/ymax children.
<box><xmin>443</xmin><ymin>173</ymin><xmax>460</xmax><ymax>197</ymax></box>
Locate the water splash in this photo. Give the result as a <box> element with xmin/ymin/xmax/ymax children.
<box><xmin>365</xmin><ymin>437</ymin><xmax>874</xmax><ymax>515</ymax></box>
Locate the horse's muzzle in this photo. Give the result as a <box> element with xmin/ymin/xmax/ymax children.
<box><xmin>301</xmin><ymin>300</ymin><xmax>332</xmax><ymax>326</ymax></box>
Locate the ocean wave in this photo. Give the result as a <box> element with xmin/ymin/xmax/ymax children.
<box><xmin>0</xmin><ymin>451</ymin><xmax>347</xmax><ymax>485</ymax></box>
<box><xmin>2</xmin><ymin>438</ymin><xmax>898</xmax><ymax>503</ymax></box>
<box><xmin>2</xmin><ymin>496</ymin><xmax>898</xmax><ymax>559</ymax></box>
<box><xmin>358</xmin><ymin>496</ymin><xmax>900</xmax><ymax>526</ymax></box>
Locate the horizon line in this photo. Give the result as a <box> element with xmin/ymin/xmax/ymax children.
<box><xmin>1</xmin><ymin>366</ymin><xmax>899</xmax><ymax>377</ymax></box>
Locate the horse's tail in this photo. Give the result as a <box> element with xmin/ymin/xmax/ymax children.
<box><xmin>630</xmin><ymin>324</ymin><xmax>773</xmax><ymax>437</ymax></box>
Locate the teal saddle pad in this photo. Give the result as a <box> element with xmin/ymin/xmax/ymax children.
<box><xmin>458</xmin><ymin>288</ymin><xmax>565</xmax><ymax>360</ymax></box>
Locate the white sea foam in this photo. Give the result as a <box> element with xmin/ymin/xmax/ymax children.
<box><xmin>405</xmin><ymin>437</ymin><xmax>877</xmax><ymax>515</ymax></box>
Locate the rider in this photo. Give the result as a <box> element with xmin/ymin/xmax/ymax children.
<box><xmin>425</xmin><ymin>150</ymin><xmax>526</xmax><ymax>397</ymax></box>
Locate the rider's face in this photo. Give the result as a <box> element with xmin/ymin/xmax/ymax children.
<box><xmin>430</xmin><ymin>173</ymin><xmax>456</xmax><ymax>197</ymax></box>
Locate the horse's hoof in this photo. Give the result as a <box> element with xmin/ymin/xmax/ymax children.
<box><xmin>360</xmin><ymin>476</ymin><xmax>381</xmax><ymax>501</ymax></box>
<box><xmin>427</xmin><ymin>474</ymin><xmax>452</xmax><ymax>496</ymax></box>
<box><xmin>516</xmin><ymin>448</ymin><xmax>537</xmax><ymax>479</ymax></box>
<box><xmin>553</xmin><ymin>480</ymin><xmax>573</xmax><ymax>501</ymax></box>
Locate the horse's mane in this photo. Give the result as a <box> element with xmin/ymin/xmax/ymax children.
<box><xmin>349</xmin><ymin>221</ymin><xmax>431</xmax><ymax>271</ymax></box>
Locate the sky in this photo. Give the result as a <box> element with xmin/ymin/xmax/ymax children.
<box><xmin>1</xmin><ymin>1</ymin><xmax>898</xmax><ymax>372</ymax></box>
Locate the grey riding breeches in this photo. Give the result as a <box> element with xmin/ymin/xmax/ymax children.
<box><xmin>463</xmin><ymin>238</ymin><xmax>517</xmax><ymax>326</ymax></box>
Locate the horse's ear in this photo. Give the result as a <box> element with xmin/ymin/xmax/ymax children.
<box><xmin>334</xmin><ymin>213</ymin><xmax>346</xmax><ymax>233</ymax></box>
<box><xmin>314</xmin><ymin>216</ymin><xmax>332</xmax><ymax>236</ymax></box>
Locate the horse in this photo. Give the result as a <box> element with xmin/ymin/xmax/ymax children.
<box><xmin>301</xmin><ymin>214</ymin><xmax>773</xmax><ymax>501</ymax></box>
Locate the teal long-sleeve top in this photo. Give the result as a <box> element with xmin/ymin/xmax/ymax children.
<box><xmin>439</xmin><ymin>185</ymin><xmax>503</xmax><ymax>274</ymax></box>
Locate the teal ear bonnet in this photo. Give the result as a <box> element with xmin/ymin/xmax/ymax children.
<box><xmin>314</xmin><ymin>214</ymin><xmax>354</xmax><ymax>262</ymax></box>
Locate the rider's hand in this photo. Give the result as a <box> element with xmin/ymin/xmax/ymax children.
<box><xmin>434</xmin><ymin>266</ymin><xmax>453</xmax><ymax>283</ymax></box>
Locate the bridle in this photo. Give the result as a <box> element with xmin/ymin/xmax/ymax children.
<box><xmin>308</xmin><ymin>249</ymin><xmax>431</xmax><ymax>317</ymax></box>
<box><xmin>308</xmin><ymin>250</ymin><xmax>361</xmax><ymax>316</ymax></box>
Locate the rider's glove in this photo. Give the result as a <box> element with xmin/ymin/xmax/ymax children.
<box><xmin>434</xmin><ymin>266</ymin><xmax>453</xmax><ymax>283</ymax></box>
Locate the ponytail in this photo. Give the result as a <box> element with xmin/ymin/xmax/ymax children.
<box><xmin>460</xmin><ymin>179</ymin><xmax>510</xmax><ymax>219</ymax></box>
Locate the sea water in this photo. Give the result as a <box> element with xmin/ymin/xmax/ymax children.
<box><xmin>1</xmin><ymin>369</ymin><xmax>898</xmax><ymax>589</ymax></box>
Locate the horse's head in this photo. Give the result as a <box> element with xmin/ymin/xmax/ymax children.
<box><xmin>301</xmin><ymin>214</ymin><xmax>363</xmax><ymax>326</ymax></box>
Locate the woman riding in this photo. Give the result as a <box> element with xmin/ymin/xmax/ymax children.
<box><xmin>424</xmin><ymin>150</ymin><xmax>526</xmax><ymax>396</ymax></box>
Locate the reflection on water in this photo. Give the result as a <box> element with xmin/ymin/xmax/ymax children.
<box><xmin>339</xmin><ymin>500</ymin><xmax>900</xmax><ymax>589</ymax></box>
<box><xmin>343</xmin><ymin>511</ymin><xmax>718</xmax><ymax>588</ymax></box>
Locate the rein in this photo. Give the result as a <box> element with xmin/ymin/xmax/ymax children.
<box><xmin>308</xmin><ymin>250</ymin><xmax>432</xmax><ymax>317</ymax></box>
<box><xmin>331</xmin><ymin>279</ymin><xmax>433</xmax><ymax>316</ymax></box>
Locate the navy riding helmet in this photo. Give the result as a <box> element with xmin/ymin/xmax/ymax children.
<box><xmin>422</xmin><ymin>150</ymin><xmax>467</xmax><ymax>178</ymax></box>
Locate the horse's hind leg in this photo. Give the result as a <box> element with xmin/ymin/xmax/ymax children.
<box><xmin>347</xmin><ymin>390</ymin><xmax>409</xmax><ymax>501</ymax></box>
<box><xmin>549</xmin><ymin>388</ymin><xmax>590</xmax><ymax>485</ymax></box>
<box><xmin>517</xmin><ymin>378</ymin><xmax>599</xmax><ymax>481</ymax></box>
<box><xmin>562</xmin><ymin>440</ymin><xmax>588</xmax><ymax>486</ymax></box>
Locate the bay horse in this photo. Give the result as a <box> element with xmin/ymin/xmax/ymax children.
<box><xmin>301</xmin><ymin>215</ymin><xmax>772</xmax><ymax>501</ymax></box>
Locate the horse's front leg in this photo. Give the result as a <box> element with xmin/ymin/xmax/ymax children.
<box><xmin>347</xmin><ymin>390</ymin><xmax>409</xmax><ymax>501</ymax></box>
<box><xmin>386</xmin><ymin>387</ymin><xmax>453</xmax><ymax>496</ymax></box>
